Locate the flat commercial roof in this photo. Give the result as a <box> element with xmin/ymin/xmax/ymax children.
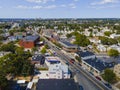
<box><xmin>17</xmin><ymin>80</ymin><xmax>26</xmax><ymax>84</ymax></box>
<box><xmin>76</xmin><ymin>51</ymin><xmax>95</xmax><ymax>58</ymax></box>
<box><xmin>45</xmin><ymin>56</ymin><xmax>60</xmax><ymax>62</ymax></box>
<box><xmin>84</xmin><ymin>59</ymin><xmax>114</xmax><ymax>72</ymax></box>
<box><xmin>36</xmin><ymin>79</ymin><xmax>79</xmax><ymax>90</ymax></box>
<box><xmin>59</xmin><ymin>41</ymin><xmax>77</xmax><ymax>48</ymax></box>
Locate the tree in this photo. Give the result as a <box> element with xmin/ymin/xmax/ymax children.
<box><xmin>41</xmin><ymin>47</ymin><xmax>46</xmax><ymax>54</ymax></box>
<box><xmin>102</xmin><ymin>69</ymin><xmax>116</xmax><ymax>83</ymax></box>
<box><xmin>66</xmin><ymin>33</ymin><xmax>72</xmax><ymax>38</ymax></box>
<box><xmin>104</xmin><ymin>31</ymin><xmax>112</xmax><ymax>36</ymax></box>
<box><xmin>0</xmin><ymin>36</ymin><xmax>5</xmax><ymax>41</ymax></box>
<box><xmin>117</xmin><ymin>37</ymin><xmax>120</xmax><ymax>43</ymax></box>
<box><xmin>99</xmin><ymin>36</ymin><xmax>118</xmax><ymax>45</ymax></box>
<box><xmin>0</xmin><ymin>52</ymin><xmax>33</xmax><ymax>76</ymax></box>
<box><xmin>0</xmin><ymin>42</ymin><xmax>16</xmax><ymax>53</ymax></box>
<box><xmin>107</xmin><ymin>49</ymin><xmax>119</xmax><ymax>57</ymax></box>
<box><xmin>15</xmin><ymin>47</ymin><xmax>24</xmax><ymax>55</ymax></box>
<box><xmin>89</xmin><ymin>32</ymin><xmax>93</xmax><ymax>37</ymax></box>
<box><xmin>32</xmin><ymin>47</ymin><xmax>38</xmax><ymax>52</ymax></box>
<box><xmin>74</xmin><ymin>34</ymin><xmax>90</xmax><ymax>47</ymax></box>
<box><xmin>0</xmin><ymin>75</ymin><xmax>8</xmax><ymax>90</ymax></box>
<box><xmin>75</xmin><ymin>56</ymin><xmax>81</xmax><ymax>63</ymax></box>
<box><xmin>45</xmin><ymin>44</ymin><xmax>49</xmax><ymax>49</ymax></box>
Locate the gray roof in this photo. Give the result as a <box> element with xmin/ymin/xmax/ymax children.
<box><xmin>36</xmin><ymin>79</ymin><xmax>79</xmax><ymax>90</ymax></box>
<box><xmin>76</xmin><ymin>51</ymin><xmax>95</xmax><ymax>58</ymax></box>
<box><xmin>84</xmin><ymin>59</ymin><xmax>115</xmax><ymax>72</ymax></box>
<box><xmin>59</xmin><ymin>41</ymin><xmax>77</xmax><ymax>48</ymax></box>
<box><xmin>23</xmin><ymin>35</ymin><xmax>39</xmax><ymax>42</ymax></box>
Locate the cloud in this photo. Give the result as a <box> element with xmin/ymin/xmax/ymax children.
<box><xmin>26</xmin><ymin>0</ymin><xmax>55</xmax><ymax>3</ymax></box>
<box><xmin>69</xmin><ymin>3</ymin><xmax>76</xmax><ymax>8</ymax></box>
<box><xmin>91</xmin><ymin>0</ymin><xmax>119</xmax><ymax>5</ymax></box>
<box><xmin>16</xmin><ymin>5</ymin><xmax>56</xmax><ymax>9</ymax></box>
<box><xmin>45</xmin><ymin>5</ymin><xmax>56</xmax><ymax>9</ymax></box>
<box><xmin>89</xmin><ymin>4</ymin><xmax>119</xmax><ymax>9</ymax></box>
<box><xmin>15</xmin><ymin>3</ymin><xmax>77</xmax><ymax>9</ymax></box>
<box><xmin>73</xmin><ymin>0</ymin><xmax>79</xmax><ymax>2</ymax></box>
<box><xmin>60</xmin><ymin>4</ymin><xmax>67</xmax><ymax>7</ymax></box>
<box><xmin>33</xmin><ymin>6</ymin><xmax>43</xmax><ymax>9</ymax></box>
<box><xmin>90</xmin><ymin>5</ymin><xmax>119</xmax><ymax>9</ymax></box>
<box><xmin>16</xmin><ymin>5</ymin><xmax>31</xmax><ymax>9</ymax></box>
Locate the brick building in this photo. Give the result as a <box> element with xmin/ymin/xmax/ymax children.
<box><xmin>19</xmin><ymin>35</ymin><xmax>40</xmax><ymax>48</ymax></box>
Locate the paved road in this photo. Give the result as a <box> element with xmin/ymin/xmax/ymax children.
<box><xmin>42</xmin><ymin>36</ymin><xmax>111</xmax><ymax>90</ymax></box>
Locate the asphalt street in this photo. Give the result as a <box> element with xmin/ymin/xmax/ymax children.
<box><xmin>43</xmin><ymin>36</ymin><xmax>111</xmax><ymax>90</ymax></box>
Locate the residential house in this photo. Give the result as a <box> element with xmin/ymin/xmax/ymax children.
<box><xmin>31</xmin><ymin>54</ymin><xmax>45</xmax><ymax>65</ymax></box>
<box><xmin>48</xmin><ymin>63</ymin><xmax>70</xmax><ymax>79</ymax></box>
<box><xmin>97</xmin><ymin>44</ymin><xmax>107</xmax><ymax>52</ymax></box>
<box><xmin>114</xmin><ymin>63</ymin><xmax>120</xmax><ymax>78</ymax></box>
<box><xmin>89</xmin><ymin>38</ymin><xmax>101</xmax><ymax>44</ymax></box>
<box><xmin>0</xmin><ymin>51</ymin><xmax>10</xmax><ymax>58</ymax></box>
<box><xmin>107</xmin><ymin>45</ymin><xmax>120</xmax><ymax>53</ymax></box>
<box><xmin>8</xmin><ymin>36</ymin><xmax>17</xmax><ymax>41</ymax></box>
<box><xmin>110</xmin><ymin>34</ymin><xmax>120</xmax><ymax>39</ymax></box>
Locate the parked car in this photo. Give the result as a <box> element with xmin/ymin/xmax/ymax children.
<box><xmin>104</xmin><ymin>83</ymin><xmax>112</xmax><ymax>89</ymax></box>
<box><xmin>89</xmin><ymin>72</ymin><xmax>94</xmax><ymax>75</ymax></box>
<box><xmin>69</xmin><ymin>58</ymin><xmax>75</xmax><ymax>64</ymax></box>
<box><xmin>66</xmin><ymin>62</ymin><xmax>69</xmax><ymax>66</ymax></box>
<box><xmin>78</xmin><ymin>63</ymin><xmax>82</xmax><ymax>66</ymax></box>
<box><xmin>75</xmin><ymin>69</ymin><xmax>80</xmax><ymax>73</ymax></box>
<box><xmin>95</xmin><ymin>76</ymin><xmax>101</xmax><ymax>81</ymax></box>
<box><xmin>79</xmin><ymin>85</ymin><xmax>84</xmax><ymax>90</ymax></box>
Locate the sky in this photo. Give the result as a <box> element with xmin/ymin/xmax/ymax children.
<box><xmin>0</xmin><ymin>0</ymin><xmax>120</xmax><ymax>18</ymax></box>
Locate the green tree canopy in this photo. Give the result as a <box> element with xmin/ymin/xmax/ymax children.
<box><xmin>102</xmin><ymin>68</ymin><xmax>116</xmax><ymax>83</ymax></box>
<box><xmin>74</xmin><ymin>34</ymin><xmax>90</xmax><ymax>47</ymax></box>
<box><xmin>0</xmin><ymin>42</ymin><xmax>17</xmax><ymax>53</ymax></box>
<box><xmin>66</xmin><ymin>33</ymin><xmax>73</xmax><ymax>38</ymax></box>
<box><xmin>104</xmin><ymin>31</ymin><xmax>112</xmax><ymax>36</ymax></box>
<box><xmin>107</xmin><ymin>49</ymin><xmax>119</xmax><ymax>57</ymax></box>
<box><xmin>41</xmin><ymin>47</ymin><xmax>47</xmax><ymax>54</ymax></box>
<box><xmin>0</xmin><ymin>74</ymin><xmax>8</xmax><ymax>90</ymax></box>
<box><xmin>99</xmin><ymin>36</ymin><xmax>118</xmax><ymax>45</ymax></box>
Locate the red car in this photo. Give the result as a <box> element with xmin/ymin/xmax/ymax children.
<box><xmin>95</xmin><ymin>76</ymin><xmax>101</xmax><ymax>81</ymax></box>
<box><xmin>69</xmin><ymin>59</ymin><xmax>75</xmax><ymax>64</ymax></box>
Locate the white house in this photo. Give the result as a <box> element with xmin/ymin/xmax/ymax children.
<box><xmin>84</xmin><ymin>29</ymin><xmax>90</xmax><ymax>36</ymax></box>
<box><xmin>107</xmin><ymin>45</ymin><xmax>120</xmax><ymax>53</ymax></box>
<box><xmin>89</xmin><ymin>38</ymin><xmax>101</xmax><ymax>44</ymax></box>
<box><xmin>48</xmin><ymin>63</ymin><xmax>70</xmax><ymax>79</ymax></box>
<box><xmin>0</xmin><ymin>52</ymin><xmax>11</xmax><ymax>57</ymax></box>
<box><xmin>97</xmin><ymin>44</ymin><xmax>107</xmax><ymax>52</ymax></box>
<box><xmin>110</xmin><ymin>34</ymin><xmax>120</xmax><ymax>39</ymax></box>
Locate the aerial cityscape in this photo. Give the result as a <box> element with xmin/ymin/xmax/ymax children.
<box><xmin>0</xmin><ymin>0</ymin><xmax>120</xmax><ymax>90</ymax></box>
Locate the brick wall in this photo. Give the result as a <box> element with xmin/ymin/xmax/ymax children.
<box><xmin>19</xmin><ymin>40</ymin><xmax>35</xmax><ymax>48</ymax></box>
